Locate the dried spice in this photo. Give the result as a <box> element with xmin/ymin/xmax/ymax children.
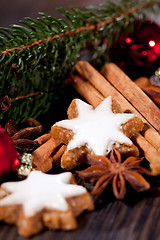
<box><xmin>76</xmin><ymin>149</ymin><xmax>151</xmax><ymax>199</ymax></box>
<box><xmin>0</xmin><ymin>95</ymin><xmax>12</xmax><ymax>111</ymax></box>
<box><xmin>13</xmin><ymin>139</ymin><xmax>40</xmax><ymax>153</ymax></box>
<box><xmin>143</xmin><ymin>86</ymin><xmax>160</xmax><ymax>108</ymax></box>
<box><xmin>5</xmin><ymin>119</ymin><xmax>18</xmax><ymax>136</ymax></box>
<box><xmin>5</xmin><ymin>120</ymin><xmax>43</xmax><ymax>153</ymax></box>
<box><xmin>32</xmin><ymin>138</ymin><xmax>64</xmax><ymax>173</ymax></box>
<box><xmin>12</xmin><ymin>125</ymin><xmax>43</xmax><ymax>141</ymax></box>
<box><xmin>4</xmin><ymin>119</ymin><xmax>65</xmax><ymax>173</ymax></box>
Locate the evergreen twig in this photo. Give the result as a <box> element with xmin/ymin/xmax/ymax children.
<box><xmin>0</xmin><ymin>0</ymin><xmax>154</xmax><ymax>55</ymax></box>
<box><xmin>0</xmin><ymin>0</ymin><xmax>158</xmax><ymax>124</ymax></box>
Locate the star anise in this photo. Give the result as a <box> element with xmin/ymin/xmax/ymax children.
<box><xmin>5</xmin><ymin>119</ymin><xmax>42</xmax><ymax>153</ymax></box>
<box><xmin>76</xmin><ymin>149</ymin><xmax>151</xmax><ymax>199</ymax></box>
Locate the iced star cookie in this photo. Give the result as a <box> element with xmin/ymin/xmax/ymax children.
<box><xmin>0</xmin><ymin>171</ymin><xmax>94</xmax><ymax>237</ymax></box>
<box><xmin>51</xmin><ymin>97</ymin><xmax>143</xmax><ymax>169</ymax></box>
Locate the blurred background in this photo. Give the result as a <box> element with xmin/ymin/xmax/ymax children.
<box><xmin>0</xmin><ymin>0</ymin><xmax>159</xmax><ymax>27</ymax></box>
<box><xmin>0</xmin><ymin>0</ymin><xmax>106</xmax><ymax>27</ymax></box>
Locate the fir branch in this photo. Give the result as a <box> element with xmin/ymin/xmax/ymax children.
<box><xmin>0</xmin><ymin>0</ymin><xmax>154</xmax><ymax>55</ymax></box>
<box><xmin>0</xmin><ymin>0</ymin><xmax>158</xmax><ymax>124</ymax></box>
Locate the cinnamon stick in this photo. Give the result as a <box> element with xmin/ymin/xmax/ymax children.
<box><xmin>143</xmin><ymin>127</ymin><xmax>160</xmax><ymax>152</ymax></box>
<box><xmin>136</xmin><ymin>134</ymin><xmax>160</xmax><ymax>175</ymax></box>
<box><xmin>75</xmin><ymin>61</ymin><xmax>146</xmax><ymax>117</ymax></box>
<box><xmin>71</xmin><ymin>74</ymin><xmax>104</xmax><ymax>108</ymax></box>
<box><xmin>32</xmin><ymin>137</ymin><xmax>61</xmax><ymax>172</ymax></box>
<box><xmin>71</xmin><ymin>68</ymin><xmax>160</xmax><ymax>175</ymax></box>
<box><xmin>49</xmin><ymin>145</ymin><xmax>66</xmax><ymax>166</ymax></box>
<box><xmin>75</xmin><ymin>61</ymin><xmax>160</xmax><ymax>152</ymax></box>
<box><xmin>101</xmin><ymin>63</ymin><xmax>160</xmax><ymax>131</ymax></box>
<box><xmin>35</xmin><ymin>132</ymin><xmax>51</xmax><ymax>145</ymax></box>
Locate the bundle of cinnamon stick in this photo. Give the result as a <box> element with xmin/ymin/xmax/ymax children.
<box><xmin>70</xmin><ymin>61</ymin><xmax>160</xmax><ymax>175</ymax></box>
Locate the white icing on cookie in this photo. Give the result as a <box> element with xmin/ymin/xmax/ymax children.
<box><xmin>55</xmin><ymin>96</ymin><xmax>135</xmax><ymax>155</ymax></box>
<box><xmin>0</xmin><ymin>171</ymin><xmax>86</xmax><ymax>216</ymax></box>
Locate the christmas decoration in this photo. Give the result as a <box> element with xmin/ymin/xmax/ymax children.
<box><xmin>150</xmin><ymin>67</ymin><xmax>160</xmax><ymax>87</ymax></box>
<box><xmin>0</xmin><ymin>0</ymin><xmax>158</xmax><ymax>125</ymax></box>
<box><xmin>0</xmin><ymin>126</ymin><xmax>19</xmax><ymax>179</ymax></box>
<box><xmin>142</xmin><ymin>67</ymin><xmax>160</xmax><ymax>107</ymax></box>
<box><xmin>109</xmin><ymin>20</ymin><xmax>160</xmax><ymax>80</ymax></box>
<box><xmin>18</xmin><ymin>153</ymin><xmax>33</xmax><ymax>177</ymax></box>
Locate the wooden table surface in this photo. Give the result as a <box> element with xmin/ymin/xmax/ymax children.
<box><xmin>1</xmin><ymin>173</ymin><xmax>160</xmax><ymax>240</ymax></box>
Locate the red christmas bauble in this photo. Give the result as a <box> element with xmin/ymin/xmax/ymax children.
<box><xmin>0</xmin><ymin>125</ymin><xmax>19</xmax><ymax>179</ymax></box>
<box><xmin>109</xmin><ymin>20</ymin><xmax>160</xmax><ymax>80</ymax></box>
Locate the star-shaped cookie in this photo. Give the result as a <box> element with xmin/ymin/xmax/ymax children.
<box><xmin>0</xmin><ymin>171</ymin><xmax>94</xmax><ymax>237</ymax></box>
<box><xmin>51</xmin><ymin>97</ymin><xmax>143</xmax><ymax>169</ymax></box>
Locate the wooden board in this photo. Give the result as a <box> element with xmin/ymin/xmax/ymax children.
<box><xmin>0</xmin><ymin>176</ymin><xmax>160</xmax><ymax>240</ymax></box>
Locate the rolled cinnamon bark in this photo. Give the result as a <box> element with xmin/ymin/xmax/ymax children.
<box><xmin>32</xmin><ymin>138</ymin><xmax>61</xmax><ymax>172</ymax></box>
<box><xmin>75</xmin><ymin>61</ymin><xmax>137</xmax><ymax>114</ymax></box>
<box><xmin>35</xmin><ymin>132</ymin><xmax>51</xmax><ymax>145</ymax></box>
<box><xmin>101</xmin><ymin>62</ymin><xmax>160</xmax><ymax>131</ymax></box>
<box><xmin>136</xmin><ymin>134</ymin><xmax>160</xmax><ymax>175</ymax></box>
<box><xmin>70</xmin><ymin>74</ymin><xmax>103</xmax><ymax>108</ymax></box>
<box><xmin>49</xmin><ymin>145</ymin><xmax>66</xmax><ymax>166</ymax></box>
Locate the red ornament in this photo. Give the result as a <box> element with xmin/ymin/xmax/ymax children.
<box><xmin>109</xmin><ymin>21</ymin><xmax>160</xmax><ymax>79</ymax></box>
<box><xmin>0</xmin><ymin>126</ymin><xmax>19</xmax><ymax>179</ymax></box>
